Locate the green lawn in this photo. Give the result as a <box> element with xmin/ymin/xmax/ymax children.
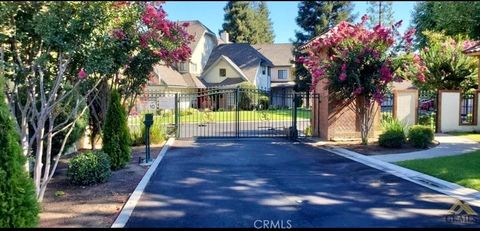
<box><xmin>449</xmin><ymin>132</ymin><xmax>480</xmax><ymax>142</ymax></box>
<box><xmin>397</xmin><ymin>151</ymin><xmax>480</xmax><ymax>191</ymax></box>
<box><xmin>129</xmin><ymin>109</ymin><xmax>311</xmax><ymax>125</ymax></box>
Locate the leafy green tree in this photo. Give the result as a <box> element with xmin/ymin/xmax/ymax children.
<box><xmin>222</xmin><ymin>1</ymin><xmax>275</xmax><ymax>44</ymax></box>
<box><xmin>413</xmin><ymin>31</ymin><xmax>478</xmax><ymax>91</ymax></box>
<box><xmin>102</xmin><ymin>90</ymin><xmax>131</xmax><ymax>170</ymax></box>
<box><xmin>0</xmin><ymin>71</ymin><xmax>39</xmax><ymax>227</ymax></box>
<box><xmin>292</xmin><ymin>1</ymin><xmax>355</xmax><ymax>92</ymax></box>
<box><xmin>411</xmin><ymin>1</ymin><xmax>480</xmax><ymax>48</ymax></box>
<box><xmin>366</xmin><ymin>1</ymin><xmax>394</xmax><ymax>28</ymax></box>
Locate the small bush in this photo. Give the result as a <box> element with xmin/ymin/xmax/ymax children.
<box><xmin>67</xmin><ymin>151</ymin><xmax>111</xmax><ymax>186</ymax></box>
<box><xmin>142</xmin><ymin>125</ymin><xmax>166</xmax><ymax>145</ymax></box>
<box><xmin>408</xmin><ymin>125</ymin><xmax>434</xmax><ymax>148</ymax></box>
<box><xmin>258</xmin><ymin>95</ymin><xmax>269</xmax><ymax>109</ymax></box>
<box><xmin>130</xmin><ymin>127</ymin><xmax>143</xmax><ymax>146</ymax></box>
<box><xmin>304</xmin><ymin>126</ymin><xmax>312</xmax><ymax>136</ymax></box>
<box><xmin>379</xmin><ymin>117</ymin><xmax>406</xmax><ymax>148</ymax></box>
<box><xmin>180</xmin><ymin>108</ymin><xmax>197</xmax><ymax>116</ymax></box>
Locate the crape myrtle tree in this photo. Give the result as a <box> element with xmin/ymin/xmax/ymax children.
<box><xmin>300</xmin><ymin>15</ymin><xmax>427</xmax><ymax>144</ymax></box>
<box><xmin>0</xmin><ymin>1</ymin><xmax>192</xmax><ymax>201</ymax></box>
<box><xmin>413</xmin><ymin>31</ymin><xmax>478</xmax><ymax>91</ymax></box>
<box><xmin>292</xmin><ymin>1</ymin><xmax>355</xmax><ymax>94</ymax></box>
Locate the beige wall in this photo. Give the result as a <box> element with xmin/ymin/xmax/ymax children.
<box><xmin>394</xmin><ymin>90</ymin><xmax>418</xmax><ymax>127</ymax></box>
<box><xmin>271</xmin><ymin>66</ymin><xmax>293</xmax><ymax>82</ymax></box>
<box><xmin>439</xmin><ymin>91</ymin><xmax>480</xmax><ymax>132</ymax></box>
<box><xmin>203</xmin><ymin>59</ymin><xmax>245</xmax><ymax>83</ymax></box>
<box><xmin>190</xmin><ymin>34</ymin><xmax>217</xmax><ymax>75</ymax></box>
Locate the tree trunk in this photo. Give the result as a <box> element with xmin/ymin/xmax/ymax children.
<box><xmin>34</xmin><ymin>118</ymin><xmax>45</xmax><ymax>197</ymax></box>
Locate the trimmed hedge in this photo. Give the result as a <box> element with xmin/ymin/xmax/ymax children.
<box><xmin>408</xmin><ymin>125</ymin><xmax>434</xmax><ymax>148</ymax></box>
<box><xmin>67</xmin><ymin>151</ymin><xmax>111</xmax><ymax>185</ymax></box>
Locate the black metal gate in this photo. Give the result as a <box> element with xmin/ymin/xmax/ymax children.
<box><xmin>169</xmin><ymin>88</ymin><xmax>319</xmax><ymax>139</ymax></box>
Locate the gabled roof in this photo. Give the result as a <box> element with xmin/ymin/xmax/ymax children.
<box><xmin>202</xmin><ymin>55</ymin><xmax>249</xmax><ymax>81</ymax></box>
<box><xmin>203</xmin><ymin>43</ymin><xmax>274</xmax><ymax>82</ymax></box>
<box><xmin>298</xmin><ymin>22</ymin><xmax>356</xmax><ymax>51</ymax></box>
<box><xmin>152</xmin><ymin>64</ymin><xmax>205</xmax><ymax>88</ymax></box>
<box><xmin>463</xmin><ymin>42</ymin><xmax>480</xmax><ymax>56</ymax></box>
<box><xmin>200</xmin><ymin>78</ymin><xmax>246</xmax><ymax>88</ymax></box>
<box><xmin>178</xmin><ymin>20</ymin><xmax>217</xmax><ymax>51</ymax></box>
<box><xmin>253</xmin><ymin>43</ymin><xmax>295</xmax><ymax>66</ymax></box>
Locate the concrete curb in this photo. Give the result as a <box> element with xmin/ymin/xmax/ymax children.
<box><xmin>111</xmin><ymin>138</ymin><xmax>175</xmax><ymax>228</ymax></box>
<box><xmin>303</xmin><ymin>141</ymin><xmax>480</xmax><ymax>208</ymax></box>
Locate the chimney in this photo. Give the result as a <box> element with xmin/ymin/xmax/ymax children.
<box><xmin>220</xmin><ymin>31</ymin><xmax>230</xmax><ymax>44</ymax></box>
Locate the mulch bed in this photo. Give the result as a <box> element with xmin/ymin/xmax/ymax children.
<box><xmin>39</xmin><ymin>144</ymin><xmax>164</xmax><ymax>228</ymax></box>
<box><xmin>329</xmin><ymin>140</ymin><xmax>439</xmax><ymax>156</ymax></box>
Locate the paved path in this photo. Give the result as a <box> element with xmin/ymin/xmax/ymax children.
<box><xmin>125</xmin><ymin>139</ymin><xmax>480</xmax><ymax>228</ymax></box>
<box><xmin>373</xmin><ymin>134</ymin><xmax>480</xmax><ymax>163</ymax></box>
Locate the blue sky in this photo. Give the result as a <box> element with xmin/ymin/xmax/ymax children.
<box><xmin>163</xmin><ymin>1</ymin><xmax>417</xmax><ymax>43</ymax></box>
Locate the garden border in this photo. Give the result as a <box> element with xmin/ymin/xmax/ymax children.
<box><xmin>111</xmin><ymin>137</ymin><xmax>175</xmax><ymax>228</ymax></box>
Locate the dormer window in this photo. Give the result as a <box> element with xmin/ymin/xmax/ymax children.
<box><xmin>178</xmin><ymin>62</ymin><xmax>188</xmax><ymax>72</ymax></box>
<box><xmin>219</xmin><ymin>68</ymin><xmax>226</xmax><ymax>77</ymax></box>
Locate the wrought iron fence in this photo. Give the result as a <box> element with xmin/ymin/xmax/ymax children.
<box><xmin>417</xmin><ymin>90</ymin><xmax>438</xmax><ymax>132</ymax></box>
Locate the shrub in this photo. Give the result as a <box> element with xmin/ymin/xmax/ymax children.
<box><xmin>379</xmin><ymin>117</ymin><xmax>406</xmax><ymax>148</ymax></box>
<box><xmin>130</xmin><ymin>127</ymin><xmax>143</xmax><ymax>146</ymax></box>
<box><xmin>238</xmin><ymin>82</ymin><xmax>256</xmax><ymax>110</ymax></box>
<box><xmin>102</xmin><ymin>90</ymin><xmax>131</xmax><ymax>170</ymax></box>
<box><xmin>408</xmin><ymin>125</ymin><xmax>434</xmax><ymax>148</ymax></box>
<box><xmin>0</xmin><ymin>75</ymin><xmax>39</xmax><ymax>227</ymax></box>
<box><xmin>180</xmin><ymin>108</ymin><xmax>197</xmax><ymax>116</ymax></box>
<box><xmin>142</xmin><ymin>125</ymin><xmax>166</xmax><ymax>145</ymax></box>
<box><xmin>304</xmin><ymin>126</ymin><xmax>312</xmax><ymax>136</ymax></box>
<box><xmin>258</xmin><ymin>95</ymin><xmax>270</xmax><ymax>109</ymax></box>
<box><xmin>67</xmin><ymin>151</ymin><xmax>111</xmax><ymax>186</ymax></box>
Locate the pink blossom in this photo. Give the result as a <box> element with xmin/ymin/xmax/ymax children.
<box><xmin>361</xmin><ymin>15</ymin><xmax>369</xmax><ymax>24</ymax></box>
<box><xmin>339</xmin><ymin>72</ymin><xmax>347</xmax><ymax>81</ymax></box>
<box><xmin>112</xmin><ymin>29</ymin><xmax>125</xmax><ymax>40</ymax></box>
<box><xmin>353</xmin><ymin>87</ymin><xmax>364</xmax><ymax>96</ymax></box>
<box><xmin>423</xmin><ymin>47</ymin><xmax>430</xmax><ymax>52</ymax></box>
<box><xmin>341</xmin><ymin>63</ymin><xmax>347</xmax><ymax>71</ymax></box>
<box><xmin>417</xmin><ymin>72</ymin><xmax>426</xmax><ymax>83</ymax></box>
<box><xmin>78</xmin><ymin>69</ymin><xmax>87</xmax><ymax>79</ymax></box>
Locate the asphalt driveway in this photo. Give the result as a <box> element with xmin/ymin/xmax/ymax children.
<box><xmin>125</xmin><ymin>139</ymin><xmax>480</xmax><ymax>228</ymax></box>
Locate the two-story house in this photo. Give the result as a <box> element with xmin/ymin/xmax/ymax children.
<box><xmin>253</xmin><ymin>43</ymin><xmax>295</xmax><ymax>108</ymax></box>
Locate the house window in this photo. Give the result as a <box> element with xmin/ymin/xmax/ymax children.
<box><xmin>267</xmin><ymin>67</ymin><xmax>271</xmax><ymax>76</ymax></box>
<box><xmin>190</xmin><ymin>63</ymin><xmax>197</xmax><ymax>72</ymax></box>
<box><xmin>278</xmin><ymin>70</ymin><xmax>288</xmax><ymax>79</ymax></box>
<box><xmin>262</xmin><ymin>66</ymin><xmax>266</xmax><ymax>75</ymax></box>
<box><xmin>219</xmin><ymin>68</ymin><xmax>226</xmax><ymax>77</ymax></box>
<box><xmin>460</xmin><ymin>93</ymin><xmax>477</xmax><ymax>125</ymax></box>
<box><xmin>178</xmin><ymin>62</ymin><xmax>188</xmax><ymax>72</ymax></box>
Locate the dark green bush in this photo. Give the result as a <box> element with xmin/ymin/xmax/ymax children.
<box><xmin>379</xmin><ymin>117</ymin><xmax>406</xmax><ymax>148</ymax></box>
<box><xmin>408</xmin><ymin>125</ymin><xmax>434</xmax><ymax>148</ymax></box>
<box><xmin>379</xmin><ymin>130</ymin><xmax>406</xmax><ymax>148</ymax></box>
<box><xmin>102</xmin><ymin>90</ymin><xmax>131</xmax><ymax>170</ymax></box>
<box><xmin>258</xmin><ymin>95</ymin><xmax>269</xmax><ymax>109</ymax></box>
<box><xmin>238</xmin><ymin>83</ymin><xmax>256</xmax><ymax>110</ymax></box>
<box><xmin>0</xmin><ymin>75</ymin><xmax>39</xmax><ymax>227</ymax></box>
<box><xmin>67</xmin><ymin>151</ymin><xmax>111</xmax><ymax>185</ymax></box>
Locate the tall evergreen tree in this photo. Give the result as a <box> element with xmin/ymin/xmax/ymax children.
<box><xmin>366</xmin><ymin>1</ymin><xmax>394</xmax><ymax>28</ymax></box>
<box><xmin>102</xmin><ymin>90</ymin><xmax>131</xmax><ymax>170</ymax></box>
<box><xmin>254</xmin><ymin>2</ymin><xmax>275</xmax><ymax>44</ymax></box>
<box><xmin>222</xmin><ymin>1</ymin><xmax>275</xmax><ymax>44</ymax></box>
<box><xmin>0</xmin><ymin>66</ymin><xmax>39</xmax><ymax>227</ymax></box>
<box><xmin>292</xmin><ymin>1</ymin><xmax>355</xmax><ymax>92</ymax></box>
<box><xmin>411</xmin><ymin>2</ymin><xmax>437</xmax><ymax>48</ymax></box>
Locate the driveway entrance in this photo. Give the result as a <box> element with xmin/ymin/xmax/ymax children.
<box><xmin>125</xmin><ymin>139</ymin><xmax>480</xmax><ymax>228</ymax></box>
